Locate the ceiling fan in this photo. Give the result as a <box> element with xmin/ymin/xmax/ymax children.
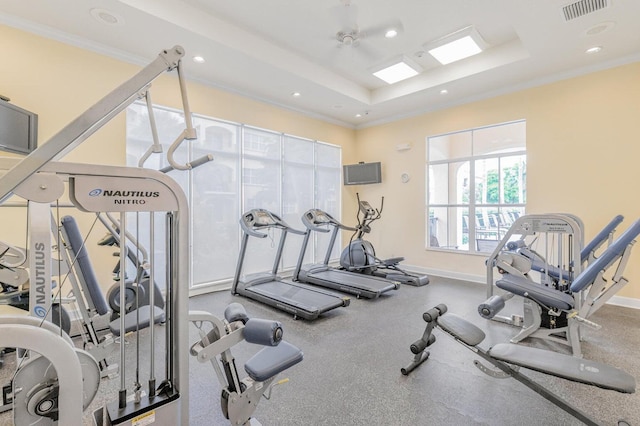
<box><xmin>332</xmin><ymin>0</ymin><xmax>403</xmax><ymax>50</ymax></box>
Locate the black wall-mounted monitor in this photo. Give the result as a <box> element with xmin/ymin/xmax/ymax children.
<box><xmin>0</xmin><ymin>99</ymin><xmax>38</xmax><ymax>155</ymax></box>
<box><xmin>343</xmin><ymin>162</ymin><xmax>382</xmax><ymax>185</ymax></box>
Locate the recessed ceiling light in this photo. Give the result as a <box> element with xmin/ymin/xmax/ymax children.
<box><xmin>291</xmin><ymin>92</ymin><xmax>301</xmax><ymax>97</ymax></box>
<box><xmin>355</xmin><ymin>113</ymin><xmax>362</xmax><ymax>118</ymax></box>
<box><xmin>90</xmin><ymin>8</ymin><xmax>125</xmax><ymax>26</ymax></box>
<box><xmin>372</xmin><ymin>59</ymin><xmax>421</xmax><ymax>84</ymax></box>
<box><xmin>586</xmin><ymin>46</ymin><xmax>602</xmax><ymax>54</ymax></box>
<box><xmin>584</xmin><ymin>21</ymin><xmax>615</xmax><ymax>36</ymax></box>
<box><xmin>440</xmin><ymin>89</ymin><xmax>448</xmax><ymax>95</ymax></box>
<box><xmin>425</xmin><ymin>26</ymin><xmax>486</xmax><ymax>65</ymax></box>
<box><xmin>193</xmin><ymin>56</ymin><xmax>205</xmax><ymax>64</ymax></box>
<box><xmin>385</xmin><ymin>29</ymin><xmax>398</xmax><ymax>39</ymax></box>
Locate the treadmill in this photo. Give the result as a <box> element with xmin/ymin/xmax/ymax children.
<box><xmin>293</xmin><ymin>209</ymin><xmax>400</xmax><ymax>299</ymax></box>
<box><xmin>231</xmin><ymin>209</ymin><xmax>350</xmax><ymax>320</ymax></box>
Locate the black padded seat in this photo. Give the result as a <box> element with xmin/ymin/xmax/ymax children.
<box><xmin>244</xmin><ymin>341</ymin><xmax>303</xmax><ymax>382</ymax></box>
<box><xmin>437</xmin><ymin>313</ymin><xmax>485</xmax><ymax>347</ymax></box>
<box><xmin>109</xmin><ymin>305</ymin><xmax>165</xmax><ymax>336</ymax></box>
<box><xmin>489</xmin><ymin>343</ymin><xmax>636</xmax><ymax>394</ymax></box>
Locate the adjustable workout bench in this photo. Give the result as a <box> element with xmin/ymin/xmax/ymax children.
<box><xmin>189</xmin><ymin>303</ymin><xmax>303</xmax><ymax>425</ymax></box>
<box><xmin>402</xmin><ymin>304</ymin><xmax>635</xmax><ymax>426</ymax></box>
<box><xmin>483</xmin><ymin>219</ymin><xmax>640</xmax><ymax>357</ymax></box>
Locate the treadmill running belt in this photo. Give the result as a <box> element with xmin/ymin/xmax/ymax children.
<box><xmin>249</xmin><ymin>281</ymin><xmax>344</xmax><ymax>311</ymax></box>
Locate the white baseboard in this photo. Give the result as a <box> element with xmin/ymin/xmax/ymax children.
<box><xmin>606</xmin><ymin>295</ymin><xmax>640</xmax><ymax>310</ymax></box>
<box><xmin>403</xmin><ymin>263</ymin><xmax>640</xmax><ymax>309</ymax></box>
<box><xmin>403</xmin><ymin>264</ymin><xmax>485</xmax><ymax>285</ymax></box>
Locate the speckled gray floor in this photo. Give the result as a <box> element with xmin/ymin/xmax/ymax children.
<box><xmin>1</xmin><ymin>276</ymin><xmax>639</xmax><ymax>425</ymax></box>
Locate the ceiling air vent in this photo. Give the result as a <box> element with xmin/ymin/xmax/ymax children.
<box><xmin>562</xmin><ymin>0</ymin><xmax>609</xmax><ymax>21</ymax></box>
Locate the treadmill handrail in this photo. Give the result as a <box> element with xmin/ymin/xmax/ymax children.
<box><xmin>301</xmin><ymin>209</ymin><xmax>357</xmax><ymax>232</ymax></box>
<box><xmin>240</xmin><ymin>209</ymin><xmax>305</xmax><ymax>238</ymax></box>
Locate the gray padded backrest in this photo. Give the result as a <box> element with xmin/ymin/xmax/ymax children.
<box><xmin>489</xmin><ymin>343</ymin><xmax>636</xmax><ymax>393</ymax></box>
<box><xmin>571</xmin><ymin>219</ymin><xmax>640</xmax><ymax>293</ymax></box>
<box><xmin>61</xmin><ymin>215</ymin><xmax>110</xmax><ymax>316</ymax></box>
<box><xmin>436</xmin><ymin>313</ymin><xmax>485</xmax><ymax>347</ymax></box>
<box><xmin>496</xmin><ymin>274</ymin><xmax>575</xmax><ymax>310</ymax></box>
<box><xmin>580</xmin><ymin>215</ymin><xmax>624</xmax><ymax>263</ymax></box>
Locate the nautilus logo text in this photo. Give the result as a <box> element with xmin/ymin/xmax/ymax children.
<box><xmin>84</xmin><ymin>187</ymin><xmax>161</xmax><ymax>205</ymax></box>
<box><xmin>33</xmin><ymin>305</ymin><xmax>47</xmax><ymax>318</ymax></box>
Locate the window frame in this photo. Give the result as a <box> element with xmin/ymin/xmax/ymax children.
<box><xmin>125</xmin><ymin>102</ymin><xmax>342</xmax><ymax>292</ymax></box>
<box><xmin>426</xmin><ymin>120</ymin><xmax>526</xmax><ymax>255</ymax></box>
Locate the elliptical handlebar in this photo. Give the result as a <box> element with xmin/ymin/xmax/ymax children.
<box><xmin>355</xmin><ymin>193</ymin><xmax>384</xmax><ymax>237</ymax></box>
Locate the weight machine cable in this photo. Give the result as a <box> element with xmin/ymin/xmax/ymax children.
<box><xmin>13</xmin><ymin>206</ymin><xmax>101</xmax><ymax>380</ymax></box>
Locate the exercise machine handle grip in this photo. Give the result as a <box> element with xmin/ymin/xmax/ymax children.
<box><xmin>160</xmin><ymin>153</ymin><xmax>213</xmax><ymax>173</ymax></box>
<box><xmin>568</xmin><ymin>312</ymin><xmax>602</xmax><ymax>330</ymax></box>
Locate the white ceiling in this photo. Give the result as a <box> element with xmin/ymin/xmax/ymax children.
<box><xmin>1</xmin><ymin>0</ymin><xmax>640</xmax><ymax>128</ymax></box>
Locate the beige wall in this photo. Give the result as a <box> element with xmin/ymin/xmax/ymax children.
<box><xmin>3</xmin><ymin>24</ymin><xmax>640</xmax><ymax>302</ymax></box>
<box><xmin>355</xmin><ymin>62</ymin><xmax>640</xmax><ymax>300</ymax></box>
<box><xmin>0</xmin><ymin>25</ymin><xmax>355</xmax><ymax>283</ymax></box>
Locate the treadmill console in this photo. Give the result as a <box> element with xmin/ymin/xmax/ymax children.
<box><xmin>309</xmin><ymin>209</ymin><xmax>329</xmax><ymax>224</ymax></box>
<box><xmin>247</xmin><ymin>210</ymin><xmax>276</xmax><ymax>227</ymax></box>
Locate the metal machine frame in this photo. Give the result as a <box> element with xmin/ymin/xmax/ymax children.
<box><xmin>0</xmin><ymin>45</ymin><xmax>194</xmax><ymax>424</ymax></box>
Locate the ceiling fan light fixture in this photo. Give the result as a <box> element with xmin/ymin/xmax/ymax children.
<box><xmin>425</xmin><ymin>26</ymin><xmax>486</xmax><ymax>65</ymax></box>
<box><xmin>385</xmin><ymin>29</ymin><xmax>399</xmax><ymax>39</ymax></box>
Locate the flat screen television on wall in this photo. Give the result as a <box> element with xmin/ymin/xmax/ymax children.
<box><xmin>0</xmin><ymin>99</ymin><xmax>38</xmax><ymax>155</ymax></box>
<box><xmin>343</xmin><ymin>162</ymin><xmax>382</xmax><ymax>185</ymax></box>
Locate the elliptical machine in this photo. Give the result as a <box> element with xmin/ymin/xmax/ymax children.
<box><xmin>339</xmin><ymin>194</ymin><xmax>429</xmax><ymax>286</ymax></box>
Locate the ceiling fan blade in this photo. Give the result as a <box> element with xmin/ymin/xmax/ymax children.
<box><xmin>360</xmin><ymin>20</ymin><xmax>403</xmax><ymax>39</ymax></box>
<box><xmin>353</xmin><ymin>40</ymin><xmax>380</xmax><ymax>61</ymax></box>
<box><xmin>330</xmin><ymin>2</ymin><xmax>359</xmax><ymax>32</ymax></box>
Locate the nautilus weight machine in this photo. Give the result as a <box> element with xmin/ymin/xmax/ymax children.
<box><xmin>0</xmin><ymin>45</ymin><xmax>197</xmax><ymax>424</ymax></box>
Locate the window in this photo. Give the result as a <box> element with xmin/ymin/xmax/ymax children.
<box><xmin>126</xmin><ymin>103</ymin><xmax>341</xmax><ymax>291</ymax></box>
<box><xmin>426</xmin><ymin>120</ymin><xmax>526</xmax><ymax>253</ymax></box>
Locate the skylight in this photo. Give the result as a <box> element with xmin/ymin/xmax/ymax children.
<box><xmin>373</xmin><ymin>61</ymin><xmax>420</xmax><ymax>85</ymax></box>
<box><xmin>425</xmin><ymin>26</ymin><xmax>486</xmax><ymax>65</ymax></box>
<box><xmin>428</xmin><ymin>36</ymin><xmax>482</xmax><ymax>65</ymax></box>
